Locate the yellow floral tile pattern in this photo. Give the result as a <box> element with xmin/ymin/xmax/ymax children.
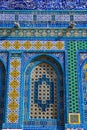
<box><xmin>13</xmin><ymin>41</ymin><xmax>21</xmax><ymax>50</ymax></box>
<box><xmin>10</xmin><ymin>69</ymin><xmax>20</xmax><ymax>78</ymax></box>
<box><xmin>9</xmin><ymin>89</ymin><xmax>19</xmax><ymax>99</ymax></box>
<box><xmin>7</xmin><ymin>58</ymin><xmax>21</xmax><ymax>123</ymax></box>
<box><xmin>8</xmin><ymin>101</ymin><xmax>18</xmax><ymax>111</ymax></box>
<box><xmin>23</xmin><ymin>41</ymin><xmax>32</xmax><ymax>49</ymax></box>
<box><xmin>2</xmin><ymin>41</ymin><xmax>11</xmax><ymax>49</ymax></box>
<box><xmin>34</xmin><ymin>41</ymin><xmax>42</xmax><ymax>49</ymax></box>
<box><xmin>55</xmin><ymin>41</ymin><xmax>64</xmax><ymax>50</ymax></box>
<box><xmin>10</xmin><ymin>80</ymin><xmax>19</xmax><ymax>89</ymax></box>
<box><xmin>45</xmin><ymin>41</ymin><xmax>53</xmax><ymax>49</ymax></box>
<box><xmin>8</xmin><ymin>112</ymin><xmax>18</xmax><ymax>123</ymax></box>
<box><xmin>11</xmin><ymin>59</ymin><xmax>20</xmax><ymax>68</ymax></box>
<box><xmin>1</xmin><ymin>41</ymin><xmax>64</xmax><ymax>50</ymax></box>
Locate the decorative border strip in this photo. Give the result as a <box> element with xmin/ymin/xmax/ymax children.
<box><xmin>0</xmin><ymin>11</ymin><xmax>87</xmax><ymax>22</ymax></box>
<box><xmin>0</xmin><ymin>29</ymin><xmax>87</xmax><ymax>38</ymax></box>
<box><xmin>0</xmin><ymin>11</ymin><xmax>87</xmax><ymax>28</ymax></box>
<box><xmin>7</xmin><ymin>56</ymin><xmax>21</xmax><ymax>123</ymax></box>
<box><xmin>0</xmin><ymin>41</ymin><xmax>64</xmax><ymax>50</ymax></box>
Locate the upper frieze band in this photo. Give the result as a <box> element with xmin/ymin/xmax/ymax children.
<box><xmin>0</xmin><ymin>0</ymin><xmax>87</xmax><ymax>10</ymax></box>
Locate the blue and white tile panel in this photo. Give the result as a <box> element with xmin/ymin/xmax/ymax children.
<box><xmin>19</xmin><ymin>14</ymin><xmax>33</xmax><ymax>21</ymax></box>
<box><xmin>37</xmin><ymin>14</ymin><xmax>51</xmax><ymax>21</ymax></box>
<box><xmin>74</xmin><ymin>15</ymin><xmax>87</xmax><ymax>21</ymax></box>
<box><xmin>0</xmin><ymin>14</ymin><xmax>15</xmax><ymax>21</ymax></box>
<box><xmin>55</xmin><ymin>15</ymin><xmax>70</xmax><ymax>22</ymax></box>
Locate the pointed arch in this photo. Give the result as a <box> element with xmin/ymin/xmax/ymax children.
<box><xmin>24</xmin><ymin>55</ymin><xmax>65</xmax><ymax>128</ymax></box>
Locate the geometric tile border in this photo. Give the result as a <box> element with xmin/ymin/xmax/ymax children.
<box><xmin>0</xmin><ymin>41</ymin><xmax>64</xmax><ymax>50</ymax></box>
<box><xmin>7</xmin><ymin>56</ymin><xmax>21</xmax><ymax>123</ymax></box>
<box><xmin>0</xmin><ymin>29</ymin><xmax>87</xmax><ymax>37</ymax></box>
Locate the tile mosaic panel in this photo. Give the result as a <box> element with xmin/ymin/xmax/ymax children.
<box><xmin>74</xmin><ymin>14</ymin><xmax>87</xmax><ymax>21</ymax></box>
<box><xmin>0</xmin><ymin>0</ymin><xmax>87</xmax><ymax>10</ymax></box>
<box><xmin>0</xmin><ymin>14</ymin><xmax>15</xmax><ymax>21</ymax></box>
<box><xmin>55</xmin><ymin>15</ymin><xmax>70</xmax><ymax>22</ymax></box>
<box><xmin>0</xmin><ymin>41</ymin><xmax>65</xmax><ymax>51</ymax></box>
<box><xmin>0</xmin><ymin>29</ymin><xmax>87</xmax><ymax>37</ymax></box>
<box><xmin>0</xmin><ymin>11</ymin><xmax>87</xmax><ymax>29</ymax></box>
<box><xmin>68</xmin><ymin>41</ymin><xmax>87</xmax><ymax>115</ymax></box>
<box><xmin>7</xmin><ymin>56</ymin><xmax>21</xmax><ymax>123</ymax></box>
<box><xmin>23</xmin><ymin>52</ymin><xmax>65</xmax><ymax>70</ymax></box>
<box><xmin>30</xmin><ymin>63</ymin><xmax>58</xmax><ymax>119</ymax></box>
<box><xmin>67</xmin><ymin>41</ymin><xmax>79</xmax><ymax>113</ymax></box>
<box><xmin>67</xmin><ymin>41</ymin><xmax>87</xmax><ymax>115</ymax></box>
<box><xmin>19</xmin><ymin>14</ymin><xmax>33</xmax><ymax>21</ymax></box>
<box><xmin>24</xmin><ymin>54</ymin><xmax>65</xmax><ymax>126</ymax></box>
<box><xmin>37</xmin><ymin>15</ymin><xmax>51</xmax><ymax>22</ymax></box>
<box><xmin>69</xmin><ymin>113</ymin><xmax>80</xmax><ymax>124</ymax></box>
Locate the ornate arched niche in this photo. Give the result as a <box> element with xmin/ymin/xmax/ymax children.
<box><xmin>24</xmin><ymin>55</ymin><xmax>64</xmax><ymax>128</ymax></box>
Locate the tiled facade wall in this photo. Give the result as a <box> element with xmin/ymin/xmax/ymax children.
<box><xmin>0</xmin><ymin>10</ymin><xmax>87</xmax><ymax>130</ymax></box>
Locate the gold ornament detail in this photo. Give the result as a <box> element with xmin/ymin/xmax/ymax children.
<box><xmin>85</xmin><ymin>72</ymin><xmax>87</xmax><ymax>80</ymax></box>
<box><xmin>8</xmin><ymin>101</ymin><xmax>18</xmax><ymax>111</ymax></box>
<box><xmin>55</xmin><ymin>41</ymin><xmax>64</xmax><ymax>50</ymax></box>
<box><xmin>45</xmin><ymin>41</ymin><xmax>53</xmax><ymax>49</ymax></box>
<box><xmin>13</xmin><ymin>41</ymin><xmax>21</xmax><ymax>50</ymax></box>
<box><xmin>10</xmin><ymin>80</ymin><xmax>19</xmax><ymax>89</ymax></box>
<box><xmin>10</xmin><ymin>70</ymin><xmax>20</xmax><ymax>78</ymax></box>
<box><xmin>34</xmin><ymin>41</ymin><xmax>42</xmax><ymax>49</ymax></box>
<box><xmin>9</xmin><ymin>89</ymin><xmax>19</xmax><ymax>99</ymax></box>
<box><xmin>8</xmin><ymin>112</ymin><xmax>18</xmax><ymax>123</ymax></box>
<box><xmin>23</xmin><ymin>41</ymin><xmax>32</xmax><ymax>49</ymax></box>
<box><xmin>1</xmin><ymin>41</ymin><xmax>65</xmax><ymax>50</ymax></box>
<box><xmin>11</xmin><ymin>60</ymin><xmax>20</xmax><ymax>68</ymax></box>
<box><xmin>84</xmin><ymin>64</ymin><xmax>87</xmax><ymax>70</ymax></box>
<box><xmin>2</xmin><ymin>41</ymin><xmax>11</xmax><ymax>49</ymax></box>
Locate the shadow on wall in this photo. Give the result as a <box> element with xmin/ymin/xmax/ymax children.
<box><xmin>0</xmin><ymin>61</ymin><xmax>6</xmax><ymax>129</ymax></box>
